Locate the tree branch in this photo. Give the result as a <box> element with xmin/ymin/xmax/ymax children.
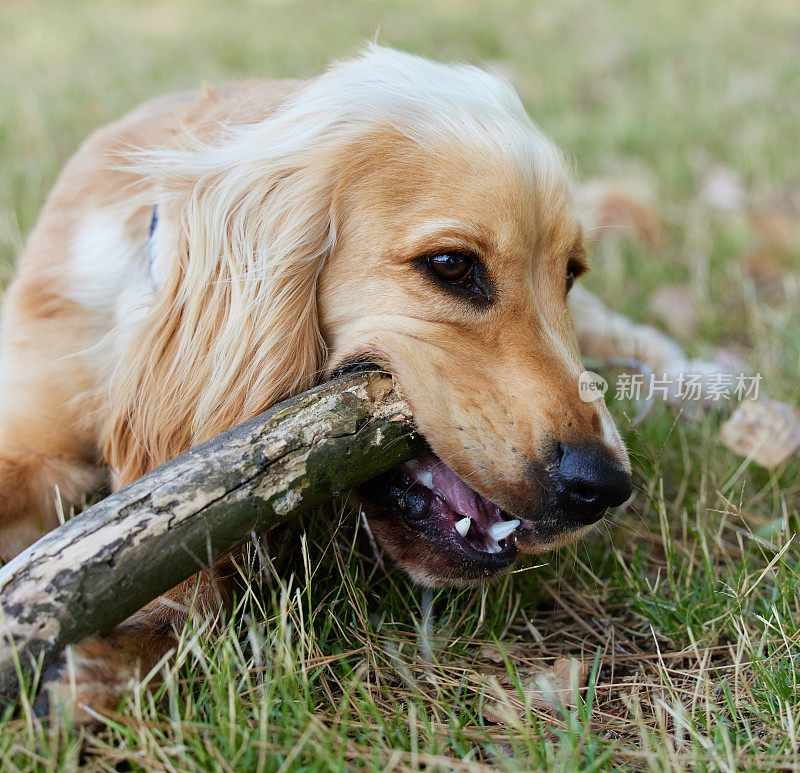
<box><xmin>0</xmin><ymin>372</ymin><xmax>423</xmax><ymax>702</ymax></box>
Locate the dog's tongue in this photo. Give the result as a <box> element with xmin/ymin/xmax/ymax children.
<box><xmin>404</xmin><ymin>454</ymin><xmax>503</xmax><ymax>527</ymax></box>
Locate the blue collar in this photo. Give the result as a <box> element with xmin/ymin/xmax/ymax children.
<box><xmin>147</xmin><ymin>205</ymin><xmax>158</xmax><ymax>287</ymax></box>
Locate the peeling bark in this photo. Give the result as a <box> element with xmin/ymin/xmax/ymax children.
<box><xmin>0</xmin><ymin>372</ymin><xmax>423</xmax><ymax>702</ymax></box>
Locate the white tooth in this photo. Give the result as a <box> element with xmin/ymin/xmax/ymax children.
<box><xmin>417</xmin><ymin>471</ymin><xmax>434</xmax><ymax>490</ymax></box>
<box><xmin>454</xmin><ymin>517</ymin><xmax>471</xmax><ymax>537</ymax></box>
<box><xmin>488</xmin><ymin>519</ymin><xmax>520</xmax><ymax>542</ymax></box>
<box><xmin>485</xmin><ymin>541</ymin><xmax>501</xmax><ymax>554</ymax></box>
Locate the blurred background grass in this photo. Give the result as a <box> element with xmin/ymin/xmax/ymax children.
<box><xmin>2</xmin><ymin>0</ymin><xmax>799</xmax><ymax>381</ymax></box>
<box><xmin>2</xmin><ymin>0</ymin><xmax>800</xmax><ymax>769</ymax></box>
<box><xmin>3</xmin><ymin>0</ymin><xmax>800</xmax><ymax>225</ymax></box>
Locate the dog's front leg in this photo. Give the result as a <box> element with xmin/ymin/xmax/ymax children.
<box><xmin>34</xmin><ymin>561</ymin><xmax>235</xmax><ymax>726</ymax></box>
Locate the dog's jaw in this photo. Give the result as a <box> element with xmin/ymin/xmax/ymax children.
<box><xmin>360</xmin><ymin>454</ymin><xmax>524</xmax><ymax>584</ymax></box>
<box><xmin>358</xmin><ymin>448</ymin><xmax>616</xmax><ymax>587</ymax></box>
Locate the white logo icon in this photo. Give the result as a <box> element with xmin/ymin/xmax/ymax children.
<box><xmin>578</xmin><ymin>370</ymin><xmax>608</xmax><ymax>403</ymax></box>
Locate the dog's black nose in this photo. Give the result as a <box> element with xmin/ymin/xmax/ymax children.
<box><xmin>553</xmin><ymin>443</ymin><xmax>632</xmax><ymax>524</ymax></box>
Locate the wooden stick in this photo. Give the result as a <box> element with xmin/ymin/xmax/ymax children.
<box><xmin>0</xmin><ymin>372</ymin><xmax>423</xmax><ymax>701</ymax></box>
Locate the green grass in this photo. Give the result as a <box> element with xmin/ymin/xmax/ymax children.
<box><xmin>2</xmin><ymin>0</ymin><xmax>800</xmax><ymax>769</ymax></box>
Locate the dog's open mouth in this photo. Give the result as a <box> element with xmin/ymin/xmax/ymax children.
<box><xmin>360</xmin><ymin>453</ymin><xmax>535</xmax><ymax>576</ymax></box>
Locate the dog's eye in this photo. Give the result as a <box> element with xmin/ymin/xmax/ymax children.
<box><xmin>566</xmin><ymin>266</ymin><xmax>577</xmax><ymax>293</ymax></box>
<box><xmin>417</xmin><ymin>250</ymin><xmax>493</xmax><ymax>307</ymax></box>
<box><xmin>566</xmin><ymin>260</ymin><xmax>585</xmax><ymax>294</ymax></box>
<box><xmin>427</xmin><ymin>253</ymin><xmax>474</xmax><ymax>284</ymax></box>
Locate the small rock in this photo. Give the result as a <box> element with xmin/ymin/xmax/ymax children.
<box><xmin>720</xmin><ymin>398</ymin><xmax>800</xmax><ymax>468</ymax></box>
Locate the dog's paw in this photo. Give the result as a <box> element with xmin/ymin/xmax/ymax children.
<box><xmin>33</xmin><ymin>639</ymin><xmax>133</xmax><ymax>727</ymax></box>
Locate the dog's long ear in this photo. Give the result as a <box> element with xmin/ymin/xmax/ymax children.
<box><xmin>105</xmin><ymin>140</ymin><xmax>337</xmax><ymax>485</ymax></box>
<box><xmin>104</xmin><ymin>44</ymin><xmax>533</xmax><ymax>483</ymax></box>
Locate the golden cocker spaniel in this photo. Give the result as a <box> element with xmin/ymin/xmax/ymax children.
<box><xmin>0</xmin><ymin>47</ymin><xmax>632</xmax><ymax>721</ymax></box>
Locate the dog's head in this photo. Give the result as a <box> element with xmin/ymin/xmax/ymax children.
<box><xmin>315</xmin><ymin>51</ymin><xmax>631</xmax><ymax>586</ymax></box>
<box><xmin>120</xmin><ymin>47</ymin><xmax>630</xmax><ymax>586</ymax></box>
